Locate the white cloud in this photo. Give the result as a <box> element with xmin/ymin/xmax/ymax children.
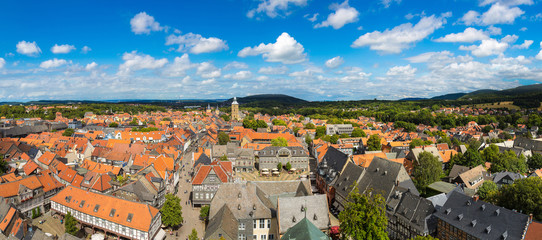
<box><xmin>352</xmin><ymin>14</ymin><xmax>448</xmax><ymax>54</ymax></box>
<box><xmin>201</xmin><ymin>78</ymin><xmax>216</xmax><ymax>85</ymax></box>
<box><xmin>130</xmin><ymin>12</ymin><xmax>163</xmax><ymax>34</ymax></box>
<box><xmin>325</xmin><ymin>56</ymin><xmax>345</xmax><ymax>68</ymax></box>
<box><xmin>85</xmin><ymin>62</ymin><xmax>98</xmax><ymax>71</ymax></box>
<box><xmin>51</xmin><ymin>44</ymin><xmax>75</xmax><ymax>54</ymax></box>
<box><xmin>462</xmin><ymin>3</ymin><xmax>524</xmax><ymax>25</ymax></box>
<box><xmin>386</xmin><ymin>64</ymin><xmax>417</xmax><ymax>77</ymax></box>
<box><xmin>512</xmin><ymin>40</ymin><xmax>534</xmax><ymax>49</ymax></box>
<box><xmin>163</xmin><ymin>54</ymin><xmax>197</xmax><ymax>77</ymax></box>
<box><xmin>435</xmin><ymin>28</ymin><xmax>489</xmax><ymax>42</ymax></box>
<box><xmin>247</xmin><ymin>0</ymin><xmax>307</xmax><ymax>18</ymax></box>
<box><xmin>519</xmin><ymin>27</ymin><xmax>527</xmax><ymax>31</ymax></box>
<box><xmin>460</xmin><ymin>11</ymin><xmax>481</xmax><ymax>25</ymax></box>
<box><xmin>315</xmin><ymin>1</ymin><xmax>359</xmax><ymax>29</ymax></box>
<box><xmin>258</xmin><ymin>66</ymin><xmax>288</xmax><ymax>75</ymax></box>
<box><xmin>340</xmin><ymin>67</ymin><xmax>371</xmax><ymax>82</ymax></box>
<box><xmin>224</xmin><ymin>70</ymin><xmax>253</xmax><ymax>80</ymax></box>
<box><xmin>501</xmin><ymin>34</ymin><xmax>518</xmax><ymax>44</ymax></box>
<box><xmin>197</xmin><ymin>62</ymin><xmax>221</xmax><ymax>78</ymax></box>
<box><xmin>166</xmin><ymin>33</ymin><xmax>228</xmax><ymax>54</ymax></box>
<box><xmin>380</xmin><ymin>0</ymin><xmax>401</xmax><ymax>8</ymax></box>
<box><xmin>459</xmin><ymin>38</ymin><xmax>508</xmax><ymax>57</ymax></box>
<box><xmin>118</xmin><ymin>51</ymin><xmax>168</xmax><ymax>75</ymax></box>
<box><xmin>238</xmin><ymin>32</ymin><xmax>306</xmax><ymax>64</ymax></box>
<box><xmin>256</xmin><ymin>76</ymin><xmax>270</xmax><ymax>81</ymax></box>
<box><xmin>406</xmin><ymin>51</ymin><xmax>455</xmax><ymax>63</ymax></box>
<box><xmin>304</xmin><ymin>13</ymin><xmax>318</xmax><ymax>22</ymax></box>
<box><xmin>223</xmin><ymin>61</ymin><xmax>249</xmax><ymax>70</ymax></box>
<box><xmin>532</xmin><ymin>13</ymin><xmax>542</xmax><ymax>21</ymax></box>
<box><xmin>81</xmin><ymin>46</ymin><xmax>91</xmax><ymax>54</ymax></box>
<box><xmin>16</xmin><ymin>41</ymin><xmax>41</xmax><ymax>56</ymax></box>
<box><xmin>481</xmin><ymin>3</ymin><xmax>524</xmax><ymax>25</ymax></box>
<box><xmin>0</xmin><ymin>58</ymin><xmax>5</xmax><ymax>69</ymax></box>
<box><xmin>289</xmin><ymin>67</ymin><xmax>324</xmax><ymax>78</ymax></box>
<box><xmin>487</xmin><ymin>26</ymin><xmax>502</xmax><ymax>35</ymax></box>
<box><xmin>479</xmin><ymin>0</ymin><xmax>533</xmax><ymax>6</ymax></box>
<box><xmin>536</xmin><ymin>42</ymin><xmax>542</xmax><ymax>60</ymax></box>
<box><xmin>40</xmin><ymin>58</ymin><xmax>69</xmax><ymax>69</ymax></box>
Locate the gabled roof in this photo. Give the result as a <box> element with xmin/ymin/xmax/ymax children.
<box><xmin>51</xmin><ymin>186</ymin><xmax>159</xmax><ymax>232</ymax></box>
<box><xmin>37</xmin><ymin>151</ymin><xmax>56</xmax><ymax>166</ymax></box>
<box><xmin>23</xmin><ymin>160</ymin><xmax>40</xmax><ymax>176</ymax></box>
<box><xmin>434</xmin><ymin>191</ymin><xmax>529</xmax><ymax>240</ymax></box>
<box><xmin>278</xmin><ymin>195</ymin><xmax>330</xmax><ymax>234</ymax></box>
<box><xmin>280</xmin><ymin>217</ymin><xmax>330</xmax><ymax>240</ymax></box>
<box><xmin>204</xmin><ymin>205</ymin><xmax>238</xmax><ymax>240</ymax></box>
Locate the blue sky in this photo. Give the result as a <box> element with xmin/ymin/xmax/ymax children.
<box><xmin>1</xmin><ymin>0</ymin><xmax>541</xmax><ymax>101</ymax></box>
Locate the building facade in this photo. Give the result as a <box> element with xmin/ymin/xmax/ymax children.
<box><xmin>325</xmin><ymin>124</ymin><xmax>353</xmax><ymax>136</ymax></box>
<box><xmin>232</xmin><ymin>97</ymin><xmax>240</xmax><ymax>121</ymax></box>
<box><xmin>258</xmin><ymin>146</ymin><xmax>309</xmax><ymax>171</ymax></box>
<box><xmin>51</xmin><ymin>186</ymin><xmax>162</xmax><ymax>240</ymax></box>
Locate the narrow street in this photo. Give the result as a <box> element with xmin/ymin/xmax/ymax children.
<box><xmin>166</xmin><ymin>146</ymin><xmax>205</xmax><ymax>240</ymax></box>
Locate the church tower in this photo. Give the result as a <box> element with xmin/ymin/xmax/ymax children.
<box><xmin>231</xmin><ymin>97</ymin><xmax>239</xmax><ymax>121</ymax></box>
<box><xmin>206</xmin><ymin>103</ymin><xmax>211</xmax><ymax>114</ymax></box>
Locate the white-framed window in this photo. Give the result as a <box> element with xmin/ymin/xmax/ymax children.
<box><xmin>239</xmin><ymin>222</ymin><xmax>245</xmax><ymax>230</ymax></box>
<box><xmin>238</xmin><ymin>234</ymin><xmax>246</xmax><ymax>240</ymax></box>
<box><xmin>261</xmin><ymin>235</ymin><xmax>267</xmax><ymax>240</ymax></box>
<box><xmin>260</xmin><ymin>219</ymin><xmax>265</xmax><ymax>228</ymax></box>
<box><xmin>253</xmin><ymin>220</ymin><xmax>257</xmax><ymax>228</ymax></box>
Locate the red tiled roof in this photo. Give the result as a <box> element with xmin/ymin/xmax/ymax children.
<box><xmin>23</xmin><ymin>160</ymin><xmax>40</xmax><ymax>176</ymax></box>
<box><xmin>51</xmin><ymin>186</ymin><xmax>159</xmax><ymax>232</ymax></box>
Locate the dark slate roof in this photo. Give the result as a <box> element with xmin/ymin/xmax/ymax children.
<box><xmin>204</xmin><ymin>204</ymin><xmax>238</xmax><ymax>240</ymax></box>
<box><xmin>434</xmin><ymin>191</ymin><xmax>529</xmax><ymax>240</ymax></box>
<box><xmin>448</xmin><ymin>165</ymin><xmax>470</xmax><ymax>179</ymax></box>
<box><xmin>333</xmin><ymin>161</ymin><xmax>364</xmax><ymax>199</ymax></box>
<box><xmin>259</xmin><ymin>146</ymin><xmax>308</xmax><ymax>157</ymax></box>
<box><xmin>357</xmin><ymin>157</ymin><xmax>419</xmax><ymax>200</ymax></box>
<box><xmin>387</xmin><ymin>190</ymin><xmax>436</xmax><ymax>234</ymax></box>
<box><xmin>195</xmin><ymin>153</ymin><xmax>212</xmax><ymax>167</ymax></box>
<box><xmin>492</xmin><ymin>171</ymin><xmax>525</xmax><ymax>184</ymax></box>
<box><xmin>514</xmin><ymin>137</ymin><xmax>542</xmax><ymax>152</ymax></box>
<box><xmin>317</xmin><ymin>147</ymin><xmax>349</xmax><ymax>184</ymax></box>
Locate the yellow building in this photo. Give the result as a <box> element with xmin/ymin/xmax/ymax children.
<box><xmin>231</xmin><ymin>97</ymin><xmax>239</xmax><ymax>120</ymax></box>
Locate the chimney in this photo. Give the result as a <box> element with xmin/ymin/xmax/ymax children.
<box><xmin>473</xmin><ymin>195</ymin><xmax>480</xmax><ymax>202</ymax></box>
<box><xmin>529</xmin><ymin>213</ymin><xmax>533</xmax><ymax>223</ymax></box>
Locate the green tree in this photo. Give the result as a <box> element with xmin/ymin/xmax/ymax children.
<box><xmin>64</xmin><ymin>211</ymin><xmax>79</xmax><ymax>235</ymax></box>
<box><xmin>108</xmin><ymin>122</ymin><xmax>119</xmax><ymax>127</ymax></box>
<box><xmin>116</xmin><ymin>175</ymin><xmax>130</xmax><ymax>185</ymax></box>
<box><xmin>285</xmin><ymin>162</ymin><xmax>292</xmax><ymax>171</ymax></box>
<box><xmin>305</xmin><ymin>122</ymin><xmax>316</xmax><ymax>129</ymax></box>
<box><xmin>189</xmin><ymin>229</ymin><xmax>199</xmax><ymax>240</ymax></box>
<box><xmin>277</xmin><ymin>162</ymin><xmax>283</xmax><ymax>171</ymax></box>
<box><xmin>477</xmin><ymin>181</ymin><xmax>498</xmax><ymax>202</ymax></box>
<box><xmin>293</xmin><ymin>127</ymin><xmax>300</xmax><ymax>135</ymax></box>
<box><xmin>496</xmin><ymin>177</ymin><xmax>542</xmax><ymax>221</ymax></box>
<box><xmin>160</xmin><ymin>194</ymin><xmax>183</xmax><ymax>228</ymax></box>
<box><xmin>351</xmin><ymin>128</ymin><xmax>366</xmax><ymax>138</ymax></box>
<box><xmin>62</xmin><ymin>128</ymin><xmax>74</xmax><ymax>137</ymax></box>
<box><xmin>409</xmin><ymin>138</ymin><xmax>433</xmax><ymax>150</ymax></box>
<box><xmin>304</xmin><ymin>135</ymin><xmax>312</xmax><ymax>146</ymax></box>
<box><xmin>0</xmin><ymin>155</ymin><xmax>7</xmax><ymax>175</ymax></box>
<box><xmin>315</xmin><ymin>126</ymin><xmax>326</xmax><ymax>139</ymax></box>
<box><xmin>412</xmin><ymin>151</ymin><xmax>443</xmax><ymax>195</ymax></box>
<box><xmin>220</xmin><ymin>114</ymin><xmax>230</xmax><ymax>122</ymax></box>
<box><xmin>482</xmin><ymin>144</ymin><xmax>500</xmax><ymax>163</ymax></box>
<box><xmin>199</xmin><ymin>205</ymin><xmax>210</xmax><ymax>221</ymax></box>
<box><xmin>162</xmin><ymin>117</ymin><xmax>172</xmax><ymax>121</ymax></box>
<box><xmin>482</xmin><ymin>125</ymin><xmax>494</xmax><ymax>133</ymax></box>
<box><xmin>367</xmin><ymin>134</ymin><xmax>382</xmax><ymax>151</ymax></box>
<box><xmin>218</xmin><ymin>132</ymin><xmax>230</xmax><ymax>145</ymax></box>
<box><xmin>339</xmin><ymin>133</ymin><xmax>350</xmax><ymax>139</ymax></box>
<box><xmin>271</xmin><ymin>137</ymin><xmax>288</xmax><ymax>147</ymax></box>
<box><xmin>339</xmin><ymin>186</ymin><xmax>389</xmax><ymax>240</ymax></box>
<box><xmin>220</xmin><ymin>155</ymin><xmax>228</xmax><ymax>161</ymax></box>
<box><xmin>528</xmin><ymin>153</ymin><xmax>542</xmax><ymax>170</ymax></box>
<box><xmin>129</xmin><ymin>118</ymin><xmax>138</xmax><ymax>126</ymax></box>
<box><xmin>272</xmin><ymin>119</ymin><xmax>287</xmax><ymax>126</ymax></box>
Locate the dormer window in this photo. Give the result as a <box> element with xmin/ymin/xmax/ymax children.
<box><xmin>127</xmin><ymin>213</ymin><xmax>133</xmax><ymax>222</ymax></box>
<box><xmin>457</xmin><ymin>213</ymin><xmax>463</xmax><ymax>221</ymax></box>
<box><xmin>94</xmin><ymin>204</ymin><xmax>100</xmax><ymax>212</ymax></box>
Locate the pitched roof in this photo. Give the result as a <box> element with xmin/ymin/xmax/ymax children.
<box><xmin>50</xmin><ymin>186</ymin><xmax>159</xmax><ymax>232</ymax></box>
<box><xmin>434</xmin><ymin>191</ymin><xmax>529</xmax><ymax>240</ymax></box>
<box><xmin>278</xmin><ymin>195</ymin><xmax>330</xmax><ymax>234</ymax></box>
<box><xmin>0</xmin><ymin>176</ymin><xmax>42</xmax><ymax>198</ymax></box>
<box><xmin>280</xmin><ymin>217</ymin><xmax>330</xmax><ymax>240</ymax></box>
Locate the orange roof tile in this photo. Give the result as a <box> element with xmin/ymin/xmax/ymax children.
<box><xmin>0</xmin><ymin>207</ymin><xmax>16</xmax><ymax>232</ymax></box>
<box><xmin>51</xmin><ymin>186</ymin><xmax>159</xmax><ymax>232</ymax></box>
<box><xmin>37</xmin><ymin>152</ymin><xmax>56</xmax><ymax>166</ymax></box>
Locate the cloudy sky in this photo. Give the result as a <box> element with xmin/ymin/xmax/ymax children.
<box><xmin>1</xmin><ymin>0</ymin><xmax>542</xmax><ymax>101</ymax></box>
